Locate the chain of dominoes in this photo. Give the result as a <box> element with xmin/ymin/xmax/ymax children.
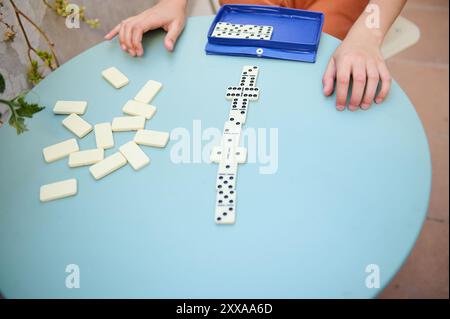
<box><xmin>211</xmin><ymin>22</ymin><xmax>273</xmax><ymax>40</ymax></box>
<box><xmin>211</xmin><ymin>66</ymin><xmax>260</xmax><ymax>224</ymax></box>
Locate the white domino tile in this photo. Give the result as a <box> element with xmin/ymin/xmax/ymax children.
<box><xmin>122</xmin><ymin>100</ymin><xmax>156</xmax><ymax>120</ymax></box>
<box><xmin>240</xmin><ymin>76</ymin><xmax>257</xmax><ymax>88</ymax></box>
<box><xmin>210</xmin><ymin>146</ymin><xmax>224</xmax><ymax>163</ymax></box>
<box><xmin>225</xmin><ymin>86</ymin><xmax>243</xmax><ymax>100</ymax></box>
<box><xmin>112</xmin><ymin>116</ymin><xmax>146</xmax><ymax>132</ymax></box>
<box><xmin>241</xmin><ymin>87</ymin><xmax>259</xmax><ymax>101</ymax></box>
<box><xmin>69</xmin><ymin>148</ymin><xmax>104</xmax><ymax>168</ymax></box>
<box><xmin>211</xmin><ymin>23</ymin><xmax>273</xmax><ymax>41</ymax></box>
<box><xmin>40</xmin><ymin>178</ymin><xmax>77</xmax><ymax>202</ymax></box>
<box><xmin>94</xmin><ymin>122</ymin><xmax>114</xmax><ymax>149</ymax></box>
<box><xmin>215</xmin><ymin>176</ymin><xmax>237</xmax><ymax>224</ymax></box>
<box><xmin>222</xmin><ymin>121</ymin><xmax>242</xmax><ymax>143</ymax></box>
<box><xmin>62</xmin><ymin>113</ymin><xmax>93</xmax><ymax>138</ymax></box>
<box><xmin>210</xmin><ymin>146</ymin><xmax>247</xmax><ymax>164</ymax></box>
<box><xmin>119</xmin><ymin>141</ymin><xmax>150</xmax><ymax>171</ymax></box>
<box><xmin>43</xmin><ymin>138</ymin><xmax>79</xmax><ymax>163</ymax></box>
<box><xmin>234</xmin><ymin>147</ymin><xmax>247</xmax><ymax>164</ymax></box>
<box><xmin>134</xmin><ymin>80</ymin><xmax>162</xmax><ymax>104</ymax></box>
<box><xmin>241</xmin><ymin>65</ymin><xmax>259</xmax><ymax>78</ymax></box>
<box><xmin>53</xmin><ymin>101</ymin><xmax>87</xmax><ymax>115</ymax></box>
<box><xmin>102</xmin><ymin>67</ymin><xmax>129</xmax><ymax>89</ymax></box>
<box><xmin>89</xmin><ymin>152</ymin><xmax>127</xmax><ymax>180</ymax></box>
<box><xmin>228</xmin><ymin>109</ymin><xmax>247</xmax><ymax>125</ymax></box>
<box><xmin>215</xmin><ymin>203</ymin><xmax>236</xmax><ymax>224</ymax></box>
<box><xmin>218</xmin><ymin>161</ymin><xmax>238</xmax><ymax>176</ymax></box>
<box><xmin>134</xmin><ymin>130</ymin><xmax>170</xmax><ymax>148</ymax></box>
<box><xmin>223</xmin><ymin>119</ymin><xmax>243</xmax><ymax>133</ymax></box>
<box><xmin>216</xmin><ymin>172</ymin><xmax>237</xmax><ymax>191</ymax></box>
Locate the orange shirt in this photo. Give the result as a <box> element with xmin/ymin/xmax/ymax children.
<box><xmin>219</xmin><ymin>0</ymin><xmax>369</xmax><ymax>40</ymax></box>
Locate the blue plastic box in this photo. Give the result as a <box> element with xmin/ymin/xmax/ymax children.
<box><xmin>205</xmin><ymin>4</ymin><xmax>324</xmax><ymax>63</ymax></box>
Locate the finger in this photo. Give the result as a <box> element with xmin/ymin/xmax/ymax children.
<box><xmin>349</xmin><ymin>61</ymin><xmax>367</xmax><ymax>111</ymax></box>
<box><xmin>322</xmin><ymin>58</ymin><xmax>336</xmax><ymax>96</ymax></box>
<box><xmin>361</xmin><ymin>61</ymin><xmax>379</xmax><ymax>110</ymax></box>
<box><xmin>164</xmin><ymin>20</ymin><xmax>184</xmax><ymax>52</ymax></box>
<box><xmin>375</xmin><ymin>62</ymin><xmax>392</xmax><ymax>104</ymax></box>
<box><xmin>335</xmin><ymin>59</ymin><xmax>351</xmax><ymax>111</ymax></box>
<box><xmin>105</xmin><ymin>24</ymin><xmax>120</xmax><ymax>40</ymax></box>
<box><xmin>119</xmin><ymin>23</ymin><xmax>127</xmax><ymax>51</ymax></box>
<box><xmin>124</xmin><ymin>24</ymin><xmax>135</xmax><ymax>56</ymax></box>
<box><xmin>132</xmin><ymin>26</ymin><xmax>144</xmax><ymax>57</ymax></box>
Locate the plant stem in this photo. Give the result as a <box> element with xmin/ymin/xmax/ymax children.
<box><xmin>8</xmin><ymin>0</ymin><xmax>33</xmax><ymax>64</ymax></box>
<box><xmin>0</xmin><ymin>98</ymin><xmax>17</xmax><ymax>120</ymax></box>
<box><xmin>41</xmin><ymin>0</ymin><xmax>54</xmax><ymax>10</ymax></box>
<box><xmin>7</xmin><ymin>0</ymin><xmax>60</xmax><ymax>68</ymax></box>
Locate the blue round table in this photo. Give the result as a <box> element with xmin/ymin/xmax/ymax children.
<box><xmin>0</xmin><ymin>16</ymin><xmax>431</xmax><ymax>298</ymax></box>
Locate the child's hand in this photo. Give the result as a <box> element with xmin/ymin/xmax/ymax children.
<box><xmin>322</xmin><ymin>31</ymin><xmax>391</xmax><ymax>111</ymax></box>
<box><xmin>104</xmin><ymin>0</ymin><xmax>187</xmax><ymax>56</ymax></box>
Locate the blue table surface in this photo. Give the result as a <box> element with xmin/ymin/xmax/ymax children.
<box><xmin>0</xmin><ymin>16</ymin><xmax>431</xmax><ymax>298</ymax></box>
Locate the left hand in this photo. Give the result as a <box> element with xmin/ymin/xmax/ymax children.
<box><xmin>322</xmin><ymin>31</ymin><xmax>392</xmax><ymax>111</ymax></box>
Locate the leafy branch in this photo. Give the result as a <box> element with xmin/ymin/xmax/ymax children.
<box><xmin>0</xmin><ymin>72</ymin><xmax>45</xmax><ymax>134</ymax></box>
<box><xmin>0</xmin><ymin>0</ymin><xmax>99</xmax><ymax>85</ymax></box>
<box><xmin>0</xmin><ymin>0</ymin><xmax>99</xmax><ymax>134</ymax></box>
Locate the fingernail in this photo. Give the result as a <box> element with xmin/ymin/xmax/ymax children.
<box><xmin>336</xmin><ymin>105</ymin><xmax>345</xmax><ymax>111</ymax></box>
<box><xmin>361</xmin><ymin>103</ymin><xmax>370</xmax><ymax>110</ymax></box>
<box><xmin>349</xmin><ymin>105</ymin><xmax>358</xmax><ymax>112</ymax></box>
<box><xmin>375</xmin><ymin>98</ymin><xmax>382</xmax><ymax>104</ymax></box>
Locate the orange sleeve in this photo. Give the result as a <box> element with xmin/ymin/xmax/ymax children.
<box><xmin>305</xmin><ymin>0</ymin><xmax>369</xmax><ymax>39</ymax></box>
<box><xmin>218</xmin><ymin>0</ymin><xmax>369</xmax><ymax>40</ymax></box>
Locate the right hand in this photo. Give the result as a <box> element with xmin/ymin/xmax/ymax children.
<box><xmin>104</xmin><ymin>0</ymin><xmax>187</xmax><ymax>56</ymax></box>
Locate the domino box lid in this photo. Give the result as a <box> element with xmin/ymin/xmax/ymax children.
<box><xmin>205</xmin><ymin>5</ymin><xmax>324</xmax><ymax>63</ymax></box>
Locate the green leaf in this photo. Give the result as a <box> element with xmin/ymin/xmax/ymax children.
<box><xmin>36</xmin><ymin>50</ymin><xmax>53</xmax><ymax>67</ymax></box>
<box><xmin>9</xmin><ymin>113</ymin><xmax>27</xmax><ymax>134</ymax></box>
<box><xmin>27</xmin><ymin>60</ymin><xmax>44</xmax><ymax>86</ymax></box>
<box><xmin>0</xmin><ymin>72</ymin><xmax>5</xmax><ymax>94</ymax></box>
<box><xmin>14</xmin><ymin>96</ymin><xmax>45</xmax><ymax>118</ymax></box>
<box><xmin>1</xmin><ymin>95</ymin><xmax>45</xmax><ymax>135</ymax></box>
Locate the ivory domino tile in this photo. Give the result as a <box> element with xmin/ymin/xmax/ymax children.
<box><xmin>53</xmin><ymin>101</ymin><xmax>87</xmax><ymax>115</ymax></box>
<box><xmin>94</xmin><ymin>123</ymin><xmax>114</xmax><ymax>149</ymax></box>
<box><xmin>43</xmin><ymin>138</ymin><xmax>79</xmax><ymax>163</ymax></box>
<box><xmin>134</xmin><ymin>80</ymin><xmax>162</xmax><ymax>104</ymax></box>
<box><xmin>62</xmin><ymin>114</ymin><xmax>93</xmax><ymax>138</ymax></box>
<box><xmin>119</xmin><ymin>141</ymin><xmax>150</xmax><ymax>171</ymax></box>
<box><xmin>134</xmin><ymin>130</ymin><xmax>169</xmax><ymax>148</ymax></box>
<box><xmin>40</xmin><ymin>179</ymin><xmax>77</xmax><ymax>202</ymax></box>
<box><xmin>89</xmin><ymin>152</ymin><xmax>127</xmax><ymax>180</ymax></box>
<box><xmin>111</xmin><ymin>116</ymin><xmax>146</xmax><ymax>132</ymax></box>
<box><xmin>102</xmin><ymin>67</ymin><xmax>129</xmax><ymax>89</ymax></box>
<box><xmin>69</xmin><ymin>148</ymin><xmax>104</xmax><ymax>168</ymax></box>
<box><xmin>122</xmin><ymin>100</ymin><xmax>156</xmax><ymax>120</ymax></box>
